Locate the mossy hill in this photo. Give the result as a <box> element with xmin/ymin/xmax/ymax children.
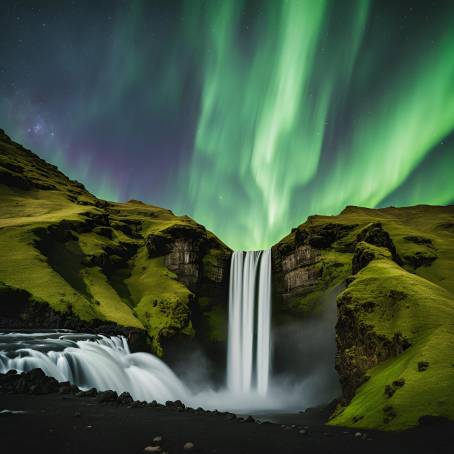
<box><xmin>2</xmin><ymin>128</ymin><xmax>454</xmax><ymax>431</ymax></box>
<box><xmin>272</xmin><ymin>204</ymin><xmax>454</xmax><ymax>430</ymax></box>
<box><xmin>0</xmin><ymin>129</ymin><xmax>231</xmax><ymax>357</ymax></box>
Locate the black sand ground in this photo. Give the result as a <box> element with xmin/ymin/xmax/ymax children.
<box><xmin>1</xmin><ymin>393</ymin><xmax>453</xmax><ymax>454</ymax></box>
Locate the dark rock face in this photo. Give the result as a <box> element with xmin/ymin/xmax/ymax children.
<box><xmin>146</xmin><ymin>223</ymin><xmax>231</xmax><ymax>368</ymax></box>
<box><xmin>97</xmin><ymin>390</ymin><xmax>118</xmax><ymax>403</ymax></box>
<box><xmin>272</xmin><ymin>222</ymin><xmax>357</xmax><ymax>315</ymax></box>
<box><xmin>0</xmin><ymin>368</ymin><xmax>61</xmax><ymax>395</ymax></box>
<box><xmin>165</xmin><ymin>239</ymin><xmax>201</xmax><ymax>289</ymax></box>
<box><xmin>335</xmin><ymin>223</ymin><xmax>411</xmax><ymax>401</ymax></box>
<box><xmin>356</xmin><ymin>223</ymin><xmax>401</xmax><ymax>265</ymax></box>
<box><xmin>351</xmin><ymin>241</ymin><xmax>390</xmax><ymax>274</ymax></box>
<box><xmin>146</xmin><ymin>224</ymin><xmax>231</xmax><ymax>293</ymax></box>
<box><xmin>335</xmin><ymin>292</ymin><xmax>411</xmax><ymax>401</ymax></box>
<box><xmin>352</xmin><ymin>242</ymin><xmax>376</xmax><ymax>274</ymax></box>
<box><xmin>272</xmin><ymin>243</ymin><xmax>321</xmax><ymax>311</ymax></box>
<box><xmin>403</xmin><ymin>251</ymin><xmax>437</xmax><ymax>269</ymax></box>
<box><xmin>0</xmin><ymin>283</ymin><xmax>150</xmax><ymax>352</ymax></box>
<box><xmin>118</xmin><ymin>392</ymin><xmax>133</xmax><ymax>405</ymax></box>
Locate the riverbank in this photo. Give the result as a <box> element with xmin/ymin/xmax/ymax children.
<box><xmin>1</xmin><ymin>389</ymin><xmax>453</xmax><ymax>454</ymax></box>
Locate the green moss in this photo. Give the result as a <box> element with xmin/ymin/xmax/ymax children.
<box><xmin>0</xmin><ymin>131</ymin><xmax>228</xmax><ymax>356</ymax></box>
<box><xmin>201</xmin><ymin>304</ymin><xmax>228</xmax><ymax>343</ymax></box>
<box><xmin>330</xmin><ymin>258</ymin><xmax>454</xmax><ymax>430</ymax></box>
<box><xmin>126</xmin><ymin>249</ymin><xmax>194</xmax><ymax>355</ymax></box>
<box><xmin>308</xmin><ymin>205</ymin><xmax>454</xmax><ymax>294</ymax></box>
<box><xmin>81</xmin><ymin>266</ymin><xmax>143</xmax><ymax>329</ymax></box>
<box><xmin>0</xmin><ymin>225</ymin><xmax>97</xmax><ymax>320</ymax></box>
<box><xmin>283</xmin><ymin>249</ymin><xmax>352</xmax><ymax>315</ymax></box>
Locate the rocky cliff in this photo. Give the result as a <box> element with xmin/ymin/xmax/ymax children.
<box><xmin>2</xmin><ymin>129</ymin><xmax>454</xmax><ymax>430</ymax></box>
<box><xmin>272</xmin><ymin>204</ymin><xmax>454</xmax><ymax>429</ymax></box>
<box><xmin>0</xmin><ymin>129</ymin><xmax>231</xmax><ymax>357</ymax></box>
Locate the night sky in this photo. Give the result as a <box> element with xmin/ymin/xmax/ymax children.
<box><xmin>1</xmin><ymin>0</ymin><xmax>453</xmax><ymax>250</ymax></box>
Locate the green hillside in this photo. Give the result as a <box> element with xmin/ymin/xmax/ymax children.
<box><xmin>274</xmin><ymin>204</ymin><xmax>454</xmax><ymax>429</ymax></box>
<box><xmin>0</xmin><ymin>129</ymin><xmax>231</xmax><ymax>356</ymax></box>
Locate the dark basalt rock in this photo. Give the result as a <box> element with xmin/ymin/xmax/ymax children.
<box><xmin>335</xmin><ymin>292</ymin><xmax>411</xmax><ymax>401</ymax></box>
<box><xmin>418</xmin><ymin>361</ymin><xmax>429</xmax><ymax>372</ymax></box>
<box><xmin>403</xmin><ymin>251</ymin><xmax>437</xmax><ymax>269</ymax></box>
<box><xmin>352</xmin><ymin>242</ymin><xmax>379</xmax><ymax>274</ymax></box>
<box><xmin>165</xmin><ymin>400</ymin><xmax>185</xmax><ymax>409</ymax></box>
<box><xmin>356</xmin><ymin>223</ymin><xmax>402</xmax><ymax>265</ymax></box>
<box><xmin>403</xmin><ymin>235</ymin><xmax>433</xmax><ymax>245</ymax></box>
<box><xmin>0</xmin><ymin>368</ymin><xmax>61</xmax><ymax>395</ymax></box>
<box><xmin>419</xmin><ymin>415</ymin><xmax>452</xmax><ymax>426</ymax></box>
<box><xmin>58</xmin><ymin>381</ymin><xmax>76</xmax><ymax>394</ymax></box>
<box><xmin>97</xmin><ymin>390</ymin><xmax>118</xmax><ymax>403</ymax></box>
<box><xmin>118</xmin><ymin>392</ymin><xmax>133</xmax><ymax>405</ymax></box>
<box><xmin>383</xmin><ymin>405</ymin><xmax>397</xmax><ymax>424</ymax></box>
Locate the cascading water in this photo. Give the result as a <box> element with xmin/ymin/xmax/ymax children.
<box><xmin>0</xmin><ymin>249</ymin><xmax>285</xmax><ymax>411</ymax></box>
<box><xmin>227</xmin><ymin>249</ymin><xmax>272</xmax><ymax>396</ymax></box>
<box><xmin>0</xmin><ymin>331</ymin><xmax>188</xmax><ymax>402</ymax></box>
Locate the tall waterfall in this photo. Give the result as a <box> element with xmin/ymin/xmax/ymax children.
<box><xmin>227</xmin><ymin>249</ymin><xmax>272</xmax><ymax>396</ymax></box>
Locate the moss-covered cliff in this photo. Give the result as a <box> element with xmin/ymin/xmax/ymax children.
<box><xmin>0</xmin><ymin>129</ymin><xmax>231</xmax><ymax>356</ymax></box>
<box><xmin>2</xmin><ymin>129</ymin><xmax>454</xmax><ymax>430</ymax></box>
<box><xmin>272</xmin><ymin>204</ymin><xmax>454</xmax><ymax>429</ymax></box>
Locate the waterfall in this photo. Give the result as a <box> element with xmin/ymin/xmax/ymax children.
<box><xmin>0</xmin><ymin>249</ymin><xmax>275</xmax><ymax>410</ymax></box>
<box><xmin>227</xmin><ymin>249</ymin><xmax>272</xmax><ymax>396</ymax></box>
<box><xmin>0</xmin><ymin>331</ymin><xmax>188</xmax><ymax>402</ymax></box>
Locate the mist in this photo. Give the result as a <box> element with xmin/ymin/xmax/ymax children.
<box><xmin>166</xmin><ymin>286</ymin><xmax>341</xmax><ymax>413</ymax></box>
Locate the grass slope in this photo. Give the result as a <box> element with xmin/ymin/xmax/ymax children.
<box><xmin>275</xmin><ymin>204</ymin><xmax>454</xmax><ymax>429</ymax></box>
<box><xmin>0</xmin><ymin>129</ymin><xmax>229</xmax><ymax>355</ymax></box>
<box><xmin>330</xmin><ymin>258</ymin><xmax>454</xmax><ymax>430</ymax></box>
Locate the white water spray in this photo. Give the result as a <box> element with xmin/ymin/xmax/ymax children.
<box><xmin>227</xmin><ymin>249</ymin><xmax>272</xmax><ymax>396</ymax></box>
<box><xmin>0</xmin><ymin>332</ymin><xmax>188</xmax><ymax>402</ymax></box>
<box><xmin>0</xmin><ymin>249</ymin><xmax>296</xmax><ymax>412</ymax></box>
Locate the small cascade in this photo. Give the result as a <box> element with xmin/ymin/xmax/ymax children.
<box><xmin>227</xmin><ymin>249</ymin><xmax>272</xmax><ymax>396</ymax></box>
<box><xmin>0</xmin><ymin>331</ymin><xmax>188</xmax><ymax>402</ymax></box>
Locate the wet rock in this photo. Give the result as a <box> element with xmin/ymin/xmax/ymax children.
<box><xmin>76</xmin><ymin>388</ymin><xmax>97</xmax><ymax>398</ymax></box>
<box><xmin>244</xmin><ymin>415</ymin><xmax>255</xmax><ymax>423</ymax></box>
<box><xmin>96</xmin><ymin>390</ymin><xmax>118</xmax><ymax>403</ymax></box>
<box><xmin>117</xmin><ymin>392</ymin><xmax>133</xmax><ymax>405</ymax></box>
<box><xmin>58</xmin><ymin>381</ymin><xmax>73</xmax><ymax>394</ymax></box>
<box><xmin>0</xmin><ymin>368</ymin><xmax>60</xmax><ymax>395</ymax></box>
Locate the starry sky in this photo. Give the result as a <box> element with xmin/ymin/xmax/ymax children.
<box><xmin>1</xmin><ymin>0</ymin><xmax>453</xmax><ymax>250</ymax></box>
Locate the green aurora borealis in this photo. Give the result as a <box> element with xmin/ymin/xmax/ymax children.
<box><xmin>1</xmin><ymin>0</ymin><xmax>454</xmax><ymax>250</ymax></box>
